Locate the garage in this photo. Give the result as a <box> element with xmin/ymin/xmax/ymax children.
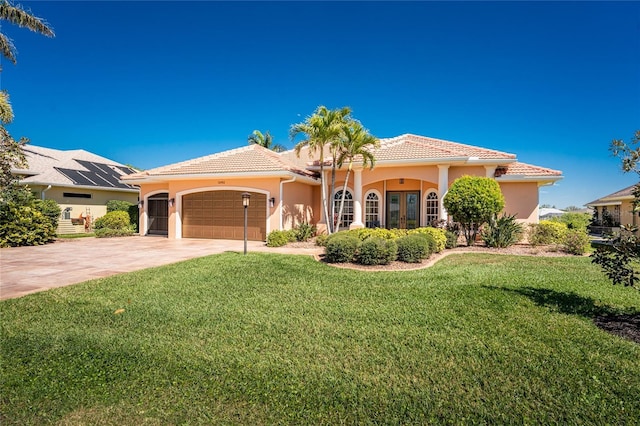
<box><xmin>182</xmin><ymin>190</ymin><xmax>267</xmax><ymax>241</ymax></box>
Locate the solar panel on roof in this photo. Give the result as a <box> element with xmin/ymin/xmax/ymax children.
<box><xmin>55</xmin><ymin>168</ymin><xmax>98</xmax><ymax>186</ymax></box>
<box><xmin>54</xmin><ymin>161</ymin><xmax>136</xmax><ymax>190</ymax></box>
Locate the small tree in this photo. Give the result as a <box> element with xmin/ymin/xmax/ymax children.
<box><xmin>443</xmin><ymin>176</ymin><xmax>505</xmax><ymax>246</ymax></box>
<box><xmin>592</xmin><ymin>130</ymin><xmax>640</xmax><ymax>289</ymax></box>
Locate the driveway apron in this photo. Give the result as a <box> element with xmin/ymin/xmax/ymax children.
<box><xmin>0</xmin><ymin>236</ymin><xmax>321</xmax><ymax>300</ymax></box>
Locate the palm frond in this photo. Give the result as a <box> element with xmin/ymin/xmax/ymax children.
<box><xmin>0</xmin><ymin>1</ymin><xmax>54</xmax><ymax>37</ymax></box>
<box><xmin>0</xmin><ymin>90</ymin><xmax>14</xmax><ymax>124</ymax></box>
<box><xmin>0</xmin><ymin>32</ymin><xmax>16</xmax><ymax>64</ymax></box>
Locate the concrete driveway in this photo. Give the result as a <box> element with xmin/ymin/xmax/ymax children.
<box><xmin>0</xmin><ymin>236</ymin><xmax>321</xmax><ymax>300</ymax></box>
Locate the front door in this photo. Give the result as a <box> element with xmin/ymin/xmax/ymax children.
<box><xmin>148</xmin><ymin>194</ymin><xmax>169</xmax><ymax>235</ymax></box>
<box><xmin>387</xmin><ymin>191</ymin><xmax>420</xmax><ymax>229</ymax></box>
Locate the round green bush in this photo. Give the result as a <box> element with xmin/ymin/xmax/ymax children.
<box><xmin>355</xmin><ymin>227</ymin><xmax>396</xmax><ymax>241</ymax></box>
<box><xmin>94</xmin><ymin>211</ymin><xmax>131</xmax><ymax>230</ymax></box>
<box><xmin>396</xmin><ymin>234</ymin><xmax>432</xmax><ymax>263</ymax></box>
<box><xmin>528</xmin><ymin>220</ymin><xmax>567</xmax><ymax>246</ymax></box>
<box><xmin>325</xmin><ymin>234</ymin><xmax>360</xmax><ymax>263</ymax></box>
<box><xmin>562</xmin><ymin>229</ymin><xmax>591</xmax><ymax>255</ymax></box>
<box><xmin>357</xmin><ymin>237</ymin><xmax>398</xmax><ymax>265</ymax></box>
<box><xmin>266</xmin><ymin>230</ymin><xmax>291</xmax><ymax>247</ymax></box>
<box><xmin>408</xmin><ymin>227</ymin><xmax>446</xmax><ymax>252</ymax></box>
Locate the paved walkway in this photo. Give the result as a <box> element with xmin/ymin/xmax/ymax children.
<box><xmin>0</xmin><ymin>236</ymin><xmax>322</xmax><ymax>300</ymax></box>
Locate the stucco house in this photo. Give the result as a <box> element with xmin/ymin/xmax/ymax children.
<box><xmin>13</xmin><ymin>145</ymin><xmax>140</xmax><ymax>234</ymax></box>
<box><xmin>121</xmin><ymin>133</ymin><xmax>562</xmax><ymax>241</ymax></box>
<box><xmin>586</xmin><ymin>184</ymin><xmax>638</xmax><ymax>233</ymax></box>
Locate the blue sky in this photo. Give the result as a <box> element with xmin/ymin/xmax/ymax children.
<box><xmin>3</xmin><ymin>1</ymin><xmax>639</xmax><ymax>208</ymax></box>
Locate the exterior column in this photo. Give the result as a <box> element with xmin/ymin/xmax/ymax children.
<box><xmin>317</xmin><ymin>170</ymin><xmax>329</xmax><ymax>234</ymax></box>
<box><xmin>438</xmin><ymin>165</ymin><xmax>449</xmax><ymax>221</ymax></box>
<box><xmin>484</xmin><ymin>165</ymin><xmax>496</xmax><ymax>178</ymax></box>
<box><xmin>350</xmin><ymin>169</ymin><xmax>364</xmax><ymax>229</ymax></box>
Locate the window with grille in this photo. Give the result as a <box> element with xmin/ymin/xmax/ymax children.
<box><xmin>425</xmin><ymin>191</ymin><xmax>439</xmax><ymax>225</ymax></box>
<box><xmin>365</xmin><ymin>192</ymin><xmax>380</xmax><ymax>228</ymax></box>
<box><xmin>612</xmin><ymin>205</ymin><xmax>621</xmax><ymax>226</ymax></box>
<box><xmin>333</xmin><ymin>190</ymin><xmax>353</xmax><ymax>229</ymax></box>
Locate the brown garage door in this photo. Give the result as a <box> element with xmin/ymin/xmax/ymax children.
<box><xmin>182</xmin><ymin>191</ymin><xmax>266</xmax><ymax>241</ymax></box>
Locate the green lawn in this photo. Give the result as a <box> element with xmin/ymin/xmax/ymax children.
<box><xmin>1</xmin><ymin>252</ymin><xmax>639</xmax><ymax>424</ymax></box>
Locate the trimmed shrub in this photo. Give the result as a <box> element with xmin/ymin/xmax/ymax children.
<box><xmin>36</xmin><ymin>199</ymin><xmax>61</xmax><ymax>231</ymax></box>
<box><xmin>0</xmin><ymin>202</ymin><xmax>55</xmax><ymax>247</ymax></box>
<box><xmin>266</xmin><ymin>229</ymin><xmax>295</xmax><ymax>247</ymax></box>
<box><xmin>325</xmin><ymin>234</ymin><xmax>360</xmax><ymax>263</ymax></box>
<box><xmin>481</xmin><ymin>214</ymin><xmax>524</xmax><ymax>248</ymax></box>
<box><xmin>357</xmin><ymin>237</ymin><xmax>397</xmax><ymax>265</ymax></box>
<box><xmin>0</xmin><ymin>187</ymin><xmax>58</xmax><ymax>247</ymax></box>
<box><xmin>362</xmin><ymin>227</ymin><xmax>397</xmax><ymax>240</ymax></box>
<box><xmin>93</xmin><ymin>211</ymin><xmax>135</xmax><ymax>238</ymax></box>
<box><xmin>106</xmin><ymin>200</ymin><xmax>138</xmax><ymax>231</ymax></box>
<box><xmin>443</xmin><ymin>176</ymin><xmax>505</xmax><ymax>246</ymax></box>
<box><xmin>315</xmin><ymin>233</ymin><xmax>328</xmax><ymax>247</ymax></box>
<box><xmin>94</xmin><ymin>211</ymin><xmax>130</xmax><ymax>230</ymax></box>
<box><xmin>549</xmin><ymin>212</ymin><xmax>591</xmax><ymax>232</ymax></box>
<box><xmin>106</xmin><ymin>200</ymin><xmax>134</xmax><ymax>213</ymax></box>
<box><xmin>94</xmin><ymin>228</ymin><xmax>136</xmax><ymax>238</ymax></box>
<box><xmin>389</xmin><ymin>228</ymin><xmax>409</xmax><ymax>239</ymax></box>
<box><xmin>293</xmin><ymin>222</ymin><xmax>316</xmax><ymax>242</ymax></box>
<box><xmin>562</xmin><ymin>229</ymin><xmax>591</xmax><ymax>255</ymax></box>
<box><xmin>445</xmin><ymin>230</ymin><xmax>459</xmax><ymax>249</ymax></box>
<box><xmin>529</xmin><ymin>220</ymin><xmax>567</xmax><ymax>246</ymax></box>
<box><xmin>408</xmin><ymin>227</ymin><xmax>446</xmax><ymax>252</ymax></box>
<box><xmin>396</xmin><ymin>234</ymin><xmax>432</xmax><ymax>263</ymax></box>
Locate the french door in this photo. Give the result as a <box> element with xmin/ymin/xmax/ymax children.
<box><xmin>386</xmin><ymin>191</ymin><xmax>419</xmax><ymax>229</ymax></box>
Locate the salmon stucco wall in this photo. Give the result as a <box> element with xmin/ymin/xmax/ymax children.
<box><xmin>499</xmin><ymin>182</ymin><xmax>539</xmax><ymax>223</ymax></box>
<box><xmin>281</xmin><ymin>180</ymin><xmax>315</xmax><ymax>229</ymax></box>
<box><xmin>138</xmin><ymin>177</ymin><xmax>318</xmax><ymax>238</ymax></box>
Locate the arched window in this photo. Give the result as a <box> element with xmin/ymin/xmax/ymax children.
<box><xmin>365</xmin><ymin>192</ymin><xmax>380</xmax><ymax>228</ymax></box>
<box><xmin>425</xmin><ymin>191</ymin><xmax>439</xmax><ymax>226</ymax></box>
<box><xmin>333</xmin><ymin>190</ymin><xmax>353</xmax><ymax>229</ymax></box>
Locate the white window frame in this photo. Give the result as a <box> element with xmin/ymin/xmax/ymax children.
<box><xmin>364</xmin><ymin>190</ymin><xmax>382</xmax><ymax>228</ymax></box>
<box><xmin>333</xmin><ymin>188</ymin><xmax>354</xmax><ymax>230</ymax></box>
<box><xmin>424</xmin><ymin>189</ymin><xmax>439</xmax><ymax>226</ymax></box>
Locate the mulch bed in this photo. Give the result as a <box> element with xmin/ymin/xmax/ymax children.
<box><xmin>593</xmin><ymin>314</ymin><xmax>640</xmax><ymax>345</ymax></box>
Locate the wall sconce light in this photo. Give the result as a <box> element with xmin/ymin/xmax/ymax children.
<box><xmin>137</xmin><ymin>200</ymin><xmax>144</xmax><ymax>208</ymax></box>
<box><xmin>399</xmin><ymin>178</ymin><xmax>405</xmax><ymax>184</ymax></box>
<box><xmin>168</xmin><ymin>198</ymin><xmax>175</xmax><ymax>208</ymax></box>
<box><xmin>269</xmin><ymin>197</ymin><xmax>275</xmax><ymax>208</ymax></box>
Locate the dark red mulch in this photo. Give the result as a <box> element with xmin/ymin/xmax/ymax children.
<box><xmin>594</xmin><ymin>314</ymin><xmax>640</xmax><ymax>344</ymax></box>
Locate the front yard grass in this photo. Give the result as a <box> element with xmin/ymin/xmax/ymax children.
<box><xmin>1</xmin><ymin>252</ymin><xmax>639</xmax><ymax>424</ymax></box>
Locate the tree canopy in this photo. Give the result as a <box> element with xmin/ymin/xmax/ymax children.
<box><xmin>443</xmin><ymin>175</ymin><xmax>505</xmax><ymax>245</ymax></box>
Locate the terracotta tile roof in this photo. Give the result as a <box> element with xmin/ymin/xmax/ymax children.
<box><xmin>302</xmin><ymin>133</ymin><xmax>517</xmax><ymax>166</ymax></box>
<box><xmin>586</xmin><ymin>184</ymin><xmax>637</xmax><ymax>205</ymax></box>
<box><xmin>375</xmin><ymin>134</ymin><xmax>517</xmax><ymax>161</ymax></box>
<box><xmin>496</xmin><ymin>162</ymin><xmax>562</xmax><ymax>177</ymax></box>
<box><xmin>123</xmin><ymin>144</ymin><xmax>315</xmax><ymax>180</ymax></box>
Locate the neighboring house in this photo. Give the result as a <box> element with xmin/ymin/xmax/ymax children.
<box><xmin>539</xmin><ymin>207</ymin><xmax>565</xmax><ymax>219</ymax></box>
<box><xmin>121</xmin><ymin>133</ymin><xmax>562</xmax><ymax>241</ymax></box>
<box><xmin>586</xmin><ymin>184</ymin><xmax>638</xmax><ymax>234</ymax></box>
<box><xmin>13</xmin><ymin>145</ymin><xmax>140</xmax><ymax>234</ymax></box>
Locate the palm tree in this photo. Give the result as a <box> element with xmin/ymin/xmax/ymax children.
<box><xmin>334</xmin><ymin>121</ymin><xmax>379</xmax><ymax>230</ymax></box>
<box><xmin>290</xmin><ymin>106</ymin><xmax>351</xmax><ymax>234</ymax></box>
<box><xmin>0</xmin><ymin>1</ymin><xmax>53</xmax><ymax>189</ymax></box>
<box><xmin>247</xmin><ymin>130</ymin><xmax>286</xmax><ymax>153</ymax></box>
